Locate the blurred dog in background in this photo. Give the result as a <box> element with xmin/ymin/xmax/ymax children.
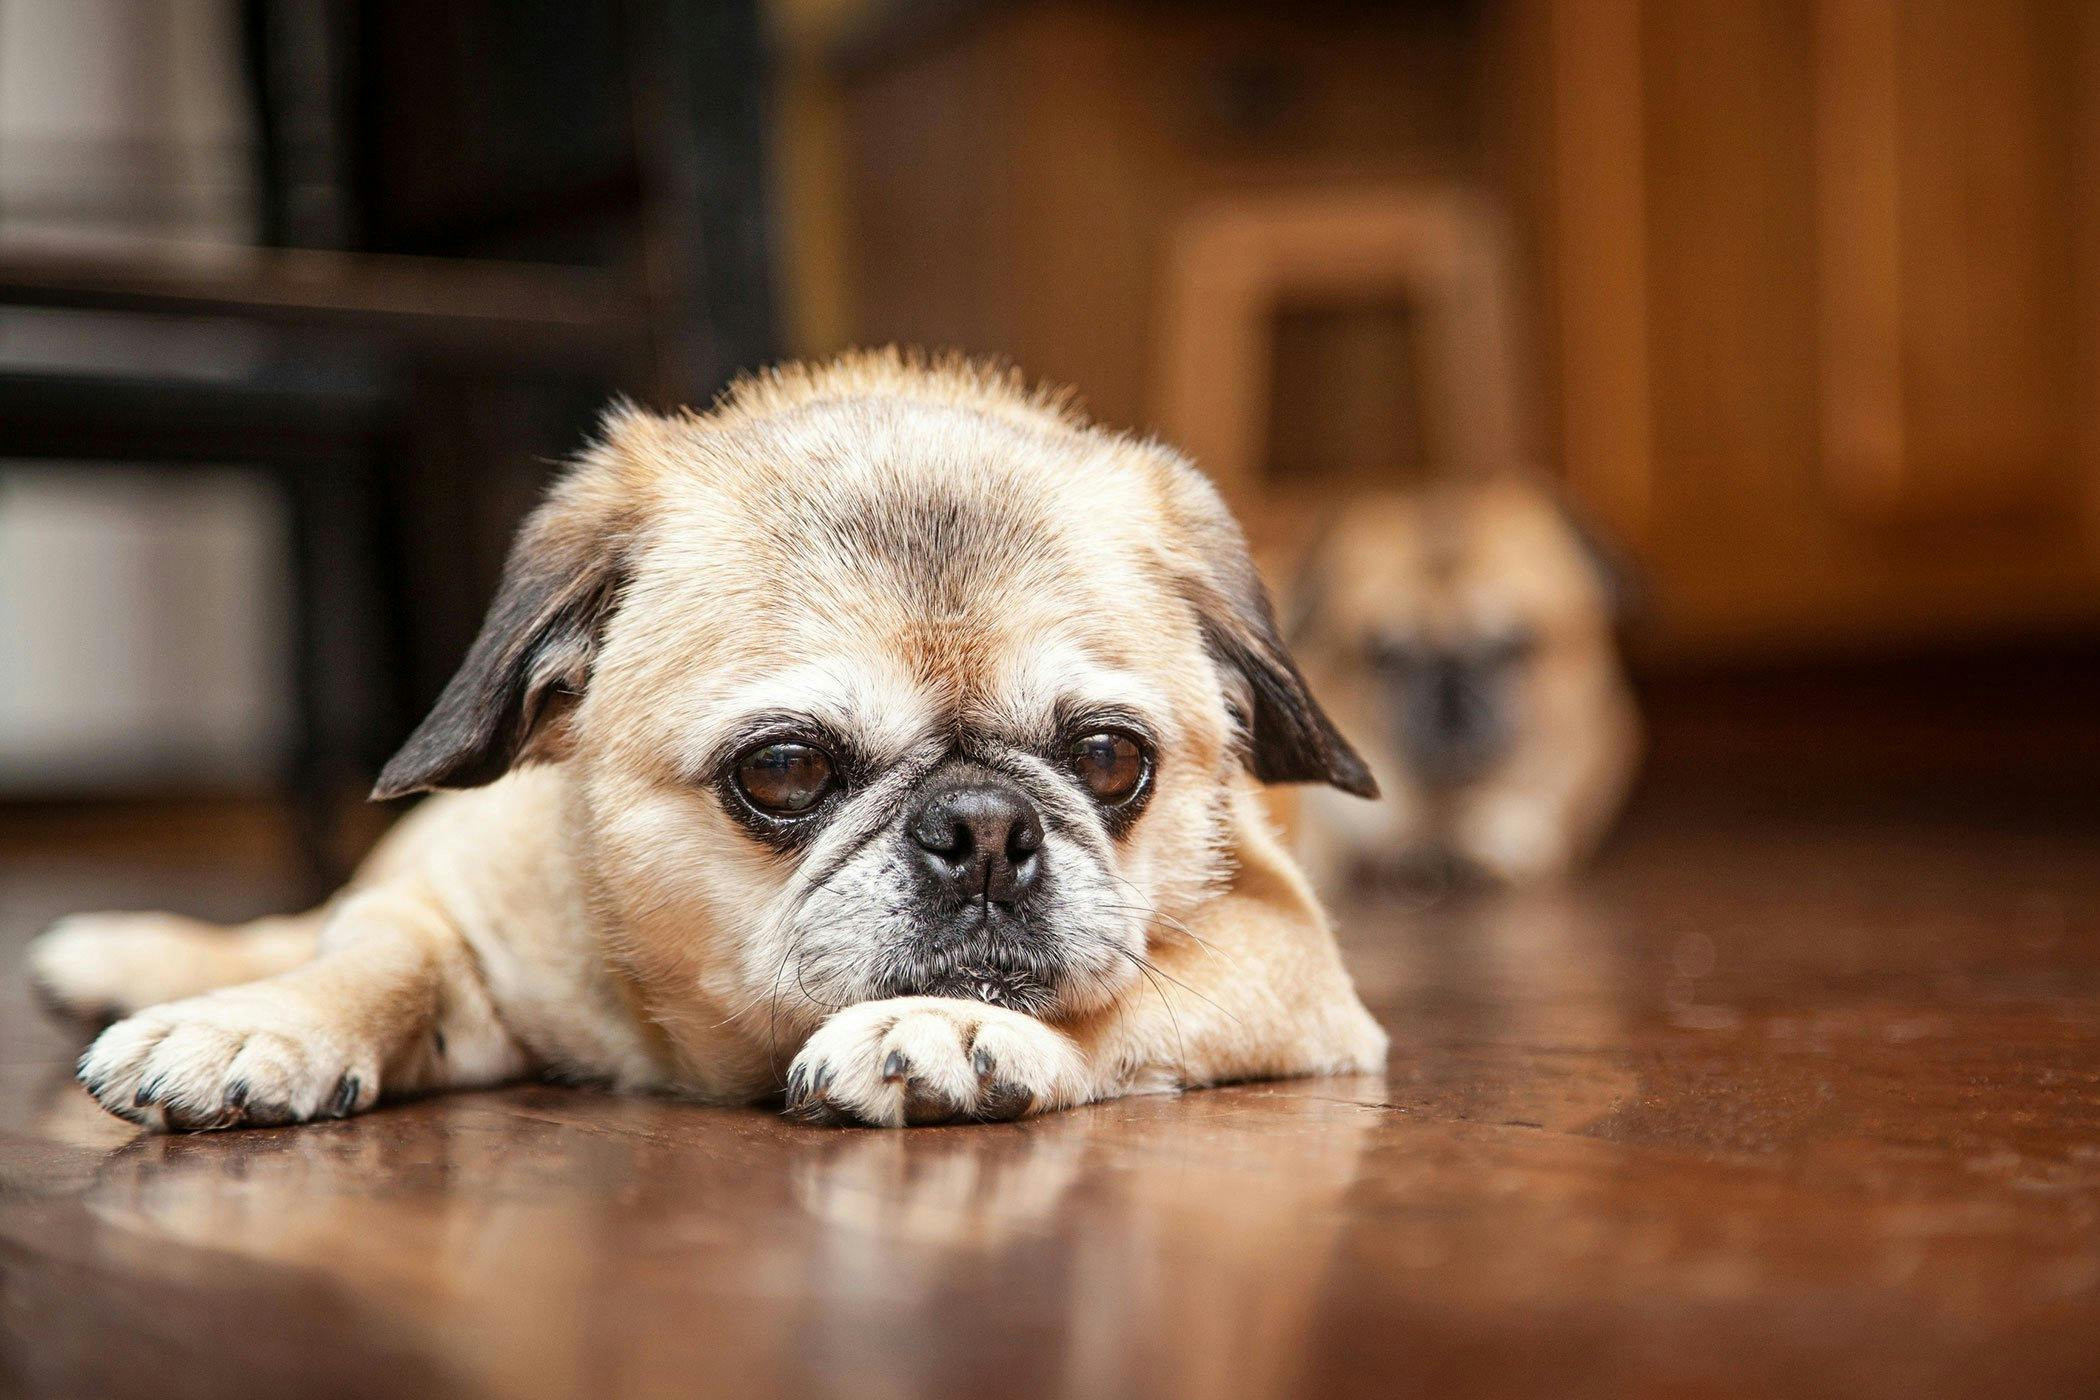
<box><xmin>1290</xmin><ymin>478</ymin><xmax>1639</xmax><ymax>890</ymax></box>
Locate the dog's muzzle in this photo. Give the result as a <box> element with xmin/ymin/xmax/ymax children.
<box><xmin>884</xmin><ymin>762</ymin><xmax>1064</xmax><ymax>1013</ymax></box>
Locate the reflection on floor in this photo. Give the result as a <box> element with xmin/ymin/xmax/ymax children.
<box><xmin>3</xmin><ymin>794</ymin><xmax>2098</xmax><ymax>1399</ymax></box>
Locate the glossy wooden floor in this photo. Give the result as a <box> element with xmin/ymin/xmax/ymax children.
<box><xmin>3</xmin><ymin>795</ymin><xmax>2098</xmax><ymax>1399</ymax></box>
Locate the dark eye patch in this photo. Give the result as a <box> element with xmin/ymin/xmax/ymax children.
<box><xmin>708</xmin><ymin>714</ymin><xmax>872</xmax><ymax>851</ymax></box>
<box><xmin>1047</xmin><ymin>709</ymin><xmax>1157</xmax><ymax>836</ymax></box>
<box><xmin>1476</xmin><ymin>628</ymin><xmax>1540</xmax><ymax>667</ymax></box>
<box><xmin>1369</xmin><ymin>629</ymin><xmax>1538</xmax><ymax>673</ymax></box>
<box><xmin>1367</xmin><ymin>638</ymin><xmax>1429</xmax><ymax>674</ymax></box>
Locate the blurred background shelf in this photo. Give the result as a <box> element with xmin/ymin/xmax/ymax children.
<box><xmin>0</xmin><ymin>0</ymin><xmax>776</xmax><ymax>879</ymax></box>
<box><xmin>0</xmin><ymin>246</ymin><xmax>652</xmax><ymax>360</ymax></box>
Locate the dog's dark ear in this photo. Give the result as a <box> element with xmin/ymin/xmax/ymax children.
<box><xmin>1277</xmin><ymin>508</ymin><xmax>1344</xmax><ymax>647</ymax></box>
<box><xmin>1550</xmin><ymin>494</ymin><xmax>1644</xmax><ymax>622</ymax></box>
<box><xmin>372</xmin><ymin>455</ymin><xmax>633</xmax><ymax>800</ymax></box>
<box><xmin>1165</xmin><ymin>473</ymin><xmax>1377</xmax><ymax>799</ymax></box>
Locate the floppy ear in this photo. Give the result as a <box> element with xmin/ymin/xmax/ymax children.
<box><xmin>1276</xmin><ymin>507</ymin><xmax>1345</xmax><ymax>647</ymax></box>
<box><xmin>372</xmin><ymin>462</ymin><xmax>631</xmax><ymax>800</ymax></box>
<box><xmin>1533</xmin><ymin>492</ymin><xmax>1644</xmax><ymax>624</ymax></box>
<box><xmin>1555</xmin><ymin>497</ymin><xmax>1644</xmax><ymax>623</ymax></box>
<box><xmin>1163</xmin><ymin>472</ymin><xmax>1378</xmax><ymax>799</ymax></box>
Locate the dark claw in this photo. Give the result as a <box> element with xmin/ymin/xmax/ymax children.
<box><xmin>134</xmin><ymin>1077</ymin><xmax>164</xmax><ymax>1107</ymax></box>
<box><xmin>784</xmin><ymin>1062</ymin><xmax>847</xmax><ymax>1122</ymax></box>
<box><xmin>800</xmin><ymin>1098</ymin><xmax>859</xmax><ymax>1127</ymax></box>
<box><xmin>972</xmin><ymin>1046</ymin><xmax>995</xmax><ymax>1079</ymax></box>
<box><xmin>881</xmin><ymin>1050</ymin><xmax>909</xmax><ymax>1082</ymax></box>
<box><xmin>329</xmin><ymin>1074</ymin><xmax>361</xmax><ymax>1118</ymax></box>
<box><xmin>224</xmin><ymin>1079</ymin><xmax>250</xmax><ymax>1110</ymax></box>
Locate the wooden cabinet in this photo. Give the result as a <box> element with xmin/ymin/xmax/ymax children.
<box><xmin>1499</xmin><ymin>0</ymin><xmax>2100</xmax><ymax>656</ymax></box>
<box><xmin>834</xmin><ymin>1</ymin><xmax>1480</xmax><ymax>439</ymax></box>
<box><xmin>833</xmin><ymin>0</ymin><xmax>2100</xmax><ymax>659</ymax></box>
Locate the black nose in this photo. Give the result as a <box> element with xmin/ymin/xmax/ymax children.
<box><xmin>1399</xmin><ymin>655</ymin><xmax>1514</xmax><ymax>788</ymax></box>
<box><xmin>907</xmin><ymin>775</ymin><xmax>1046</xmax><ymax>905</ymax></box>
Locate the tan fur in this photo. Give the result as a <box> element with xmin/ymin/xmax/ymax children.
<box><xmin>31</xmin><ymin>350</ymin><xmax>1386</xmax><ymax>1132</ymax></box>
<box><xmin>1293</xmin><ymin>478</ymin><xmax>1641</xmax><ymax>886</ymax></box>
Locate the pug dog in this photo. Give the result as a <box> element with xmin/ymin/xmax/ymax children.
<box><xmin>28</xmin><ymin>352</ymin><xmax>1388</xmax><ymax>1131</ymax></box>
<box><xmin>1290</xmin><ymin>478</ymin><xmax>1638</xmax><ymax>889</ymax></box>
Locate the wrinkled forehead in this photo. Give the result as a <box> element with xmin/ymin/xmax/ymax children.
<box><xmin>609</xmin><ymin>403</ymin><xmax>1192</xmax><ymax>767</ymax></box>
<box><xmin>1325</xmin><ymin>491</ymin><xmax>1597</xmax><ymax>639</ymax></box>
<box><xmin>679</xmin><ymin>626</ymin><xmax>1179</xmax><ymax>773</ymax></box>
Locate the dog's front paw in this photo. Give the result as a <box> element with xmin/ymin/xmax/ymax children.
<box><xmin>30</xmin><ymin>913</ymin><xmax>202</xmax><ymax>1022</ymax></box>
<box><xmin>785</xmin><ymin>997</ymin><xmax>1087</xmax><ymax>1128</ymax></box>
<box><xmin>77</xmin><ymin>989</ymin><xmax>380</xmax><ymax>1132</ymax></box>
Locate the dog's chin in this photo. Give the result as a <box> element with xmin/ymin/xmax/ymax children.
<box><xmin>878</xmin><ymin>945</ymin><xmax>1062</xmax><ymax>1015</ymax></box>
<box><xmin>912</xmin><ymin>964</ymin><xmax>1056</xmax><ymax>1014</ymax></box>
<box><xmin>866</xmin><ymin>909</ymin><xmax>1079</xmax><ymax>1016</ymax></box>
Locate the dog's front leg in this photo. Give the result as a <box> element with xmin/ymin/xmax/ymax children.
<box><xmin>782</xmin><ymin>912</ymin><xmax>1383</xmax><ymax>1128</ymax></box>
<box><xmin>783</xmin><ymin>836</ymin><xmax>1387</xmax><ymax>1128</ymax></box>
<box><xmin>1065</xmin><ymin>891</ymin><xmax>1390</xmax><ymax>1104</ymax></box>
<box><xmin>76</xmin><ymin>882</ymin><xmax>528</xmax><ymax>1131</ymax></box>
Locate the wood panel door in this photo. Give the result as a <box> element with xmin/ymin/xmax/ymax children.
<box><xmin>1500</xmin><ymin>0</ymin><xmax>2100</xmax><ymax>657</ymax></box>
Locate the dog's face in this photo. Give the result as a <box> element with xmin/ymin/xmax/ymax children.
<box><xmin>1291</xmin><ymin>479</ymin><xmax>1634</xmax><ymax>882</ymax></box>
<box><xmin>376</xmin><ymin>356</ymin><xmax>1371</xmax><ymax>1045</ymax></box>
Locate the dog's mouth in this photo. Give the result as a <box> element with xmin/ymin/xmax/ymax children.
<box><xmin>880</xmin><ymin>941</ymin><xmax>1059</xmax><ymax>1014</ymax></box>
<box><xmin>918</xmin><ymin>963</ymin><xmax>1053</xmax><ymax>1012</ymax></box>
<box><xmin>1349</xmin><ymin>842</ymin><xmax>1498</xmax><ymax>895</ymax></box>
<box><xmin>869</xmin><ymin>897</ymin><xmax>1071</xmax><ymax>1014</ymax></box>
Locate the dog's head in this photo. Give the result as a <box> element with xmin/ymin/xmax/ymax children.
<box><xmin>1295</xmin><ymin>479</ymin><xmax>1630</xmax><ymax>791</ymax></box>
<box><xmin>1288</xmin><ymin>478</ymin><xmax>1636</xmax><ymax>885</ymax></box>
<box><xmin>376</xmin><ymin>353</ymin><xmax>1370</xmax><ymax>1038</ymax></box>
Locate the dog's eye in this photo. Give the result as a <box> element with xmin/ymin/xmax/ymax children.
<box><xmin>1367</xmin><ymin>638</ymin><xmax>1426</xmax><ymax>673</ymax></box>
<box><xmin>735</xmin><ymin>742</ymin><xmax>836</xmax><ymax>816</ymax></box>
<box><xmin>1479</xmin><ymin>628</ymin><xmax>1540</xmax><ymax>668</ymax></box>
<box><xmin>1069</xmin><ymin>732</ymin><xmax>1146</xmax><ymax>805</ymax></box>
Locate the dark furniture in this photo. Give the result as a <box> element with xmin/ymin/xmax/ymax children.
<box><xmin>0</xmin><ymin>1</ymin><xmax>779</xmax><ymax>882</ymax></box>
